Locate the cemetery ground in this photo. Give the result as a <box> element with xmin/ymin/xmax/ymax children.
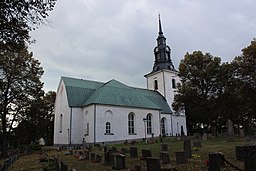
<box><xmin>3</xmin><ymin>136</ymin><xmax>248</xmax><ymax>171</ymax></box>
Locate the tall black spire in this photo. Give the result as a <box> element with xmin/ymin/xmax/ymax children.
<box><xmin>152</xmin><ymin>15</ymin><xmax>175</xmax><ymax>72</ymax></box>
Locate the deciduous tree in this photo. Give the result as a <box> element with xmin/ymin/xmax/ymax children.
<box><xmin>0</xmin><ymin>0</ymin><xmax>57</xmax><ymax>43</ymax></box>
<box><xmin>0</xmin><ymin>42</ymin><xmax>43</xmax><ymax>157</ymax></box>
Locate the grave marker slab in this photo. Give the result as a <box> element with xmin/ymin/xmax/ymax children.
<box><xmin>146</xmin><ymin>157</ymin><xmax>160</xmax><ymax>171</ymax></box>
<box><xmin>130</xmin><ymin>147</ymin><xmax>138</xmax><ymax>157</ymax></box>
<box><xmin>115</xmin><ymin>154</ymin><xmax>126</xmax><ymax>170</ymax></box>
<box><xmin>141</xmin><ymin>149</ymin><xmax>152</xmax><ymax>160</ymax></box>
<box><xmin>161</xmin><ymin>144</ymin><xmax>168</xmax><ymax>151</ymax></box>
<box><xmin>235</xmin><ymin>146</ymin><xmax>245</xmax><ymax>161</ymax></box>
<box><xmin>183</xmin><ymin>140</ymin><xmax>192</xmax><ymax>158</ymax></box>
<box><xmin>159</xmin><ymin>152</ymin><xmax>170</xmax><ymax>164</ymax></box>
<box><xmin>175</xmin><ymin>152</ymin><xmax>187</xmax><ymax>164</ymax></box>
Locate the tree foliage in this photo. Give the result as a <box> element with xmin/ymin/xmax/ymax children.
<box><xmin>0</xmin><ymin>42</ymin><xmax>44</xmax><ymax>157</ymax></box>
<box><xmin>0</xmin><ymin>0</ymin><xmax>57</xmax><ymax>43</ymax></box>
<box><xmin>174</xmin><ymin>40</ymin><xmax>256</xmax><ymax>135</ymax></box>
<box><xmin>14</xmin><ymin>91</ymin><xmax>56</xmax><ymax>145</ymax></box>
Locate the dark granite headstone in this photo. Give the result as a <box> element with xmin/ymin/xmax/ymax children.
<box><xmin>243</xmin><ymin>145</ymin><xmax>256</xmax><ymax>171</ymax></box>
<box><xmin>115</xmin><ymin>154</ymin><xmax>126</xmax><ymax>170</ymax></box>
<box><xmin>109</xmin><ymin>153</ymin><xmax>115</xmax><ymax>167</ymax></box>
<box><xmin>130</xmin><ymin>147</ymin><xmax>138</xmax><ymax>157</ymax></box>
<box><xmin>95</xmin><ymin>155</ymin><xmax>101</xmax><ymax>163</ymax></box>
<box><xmin>84</xmin><ymin>150</ymin><xmax>90</xmax><ymax>159</ymax></box>
<box><xmin>146</xmin><ymin>157</ymin><xmax>160</xmax><ymax>171</ymax></box>
<box><xmin>104</xmin><ymin>152</ymin><xmax>110</xmax><ymax>165</ymax></box>
<box><xmin>161</xmin><ymin>144</ymin><xmax>168</xmax><ymax>151</ymax></box>
<box><xmin>208</xmin><ymin>153</ymin><xmax>221</xmax><ymax>171</ymax></box>
<box><xmin>141</xmin><ymin>149</ymin><xmax>152</xmax><ymax>160</ymax></box>
<box><xmin>183</xmin><ymin>140</ymin><xmax>192</xmax><ymax>158</ymax></box>
<box><xmin>90</xmin><ymin>153</ymin><xmax>95</xmax><ymax>162</ymax></box>
<box><xmin>235</xmin><ymin>146</ymin><xmax>245</xmax><ymax>161</ymax></box>
<box><xmin>159</xmin><ymin>152</ymin><xmax>170</xmax><ymax>164</ymax></box>
<box><xmin>175</xmin><ymin>151</ymin><xmax>187</xmax><ymax>164</ymax></box>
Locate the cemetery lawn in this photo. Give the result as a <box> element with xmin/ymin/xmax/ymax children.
<box><xmin>7</xmin><ymin>137</ymin><xmax>246</xmax><ymax>171</ymax></box>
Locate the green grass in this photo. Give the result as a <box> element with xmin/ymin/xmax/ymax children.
<box><xmin>7</xmin><ymin>137</ymin><xmax>246</xmax><ymax>171</ymax></box>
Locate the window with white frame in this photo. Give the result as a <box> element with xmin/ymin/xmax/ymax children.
<box><xmin>105</xmin><ymin>122</ymin><xmax>111</xmax><ymax>134</ymax></box>
<box><xmin>146</xmin><ymin>114</ymin><xmax>152</xmax><ymax>134</ymax></box>
<box><xmin>59</xmin><ymin>114</ymin><xmax>63</xmax><ymax>133</ymax></box>
<box><xmin>128</xmin><ymin>112</ymin><xmax>135</xmax><ymax>134</ymax></box>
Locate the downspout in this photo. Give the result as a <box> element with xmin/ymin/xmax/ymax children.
<box><xmin>70</xmin><ymin>107</ymin><xmax>73</xmax><ymax>145</ymax></box>
<box><xmin>170</xmin><ymin>113</ymin><xmax>173</xmax><ymax>136</ymax></box>
<box><xmin>94</xmin><ymin>104</ymin><xmax>96</xmax><ymax>143</ymax></box>
<box><xmin>159</xmin><ymin>110</ymin><xmax>161</xmax><ymax>136</ymax></box>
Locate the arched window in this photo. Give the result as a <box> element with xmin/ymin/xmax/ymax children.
<box><xmin>161</xmin><ymin>118</ymin><xmax>166</xmax><ymax>136</ymax></box>
<box><xmin>128</xmin><ymin>113</ymin><xmax>135</xmax><ymax>134</ymax></box>
<box><xmin>172</xmin><ymin>79</ymin><xmax>176</xmax><ymax>89</ymax></box>
<box><xmin>154</xmin><ymin>80</ymin><xmax>158</xmax><ymax>90</ymax></box>
<box><xmin>59</xmin><ymin>114</ymin><xmax>63</xmax><ymax>133</ymax></box>
<box><xmin>106</xmin><ymin>122</ymin><xmax>111</xmax><ymax>134</ymax></box>
<box><xmin>146</xmin><ymin>114</ymin><xmax>152</xmax><ymax>134</ymax></box>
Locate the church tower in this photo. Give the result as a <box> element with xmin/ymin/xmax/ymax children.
<box><xmin>145</xmin><ymin>16</ymin><xmax>187</xmax><ymax>136</ymax></box>
<box><xmin>145</xmin><ymin>15</ymin><xmax>179</xmax><ymax>109</ymax></box>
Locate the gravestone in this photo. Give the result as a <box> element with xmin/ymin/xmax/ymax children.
<box><xmin>240</xmin><ymin>129</ymin><xmax>245</xmax><ymax>137</ymax></box>
<box><xmin>243</xmin><ymin>145</ymin><xmax>256</xmax><ymax>171</ymax></box>
<box><xmin>161</xmin><ymin>144</ymin><xmax>168</xmax><ymax>151</ymax></box>
<box><xmin>95</xmin><ymin>155</ymin><xmax>101</xmax><ymax>163</ymax></box>
<box><xmin>90</xmin><ymin>153</ymin><xmax>95</xmax><ymax>162</ymax></box>
<box><xmin>183</xmin><ymin>140</ymin><xmax>192</xmax><ymax>158</ymax></box>
<box><xmin>109</xmin><ymin>153</ymin><xmax>115</xmax><ymax>166</ymax></box>
<box><xmin>84</xmin><ymin>150</ymin><xmax>90</xmax><ymax>159</ymax></box>
<box><xmin>208</xmin><ymin>153</ymin><xmax>221</xmax><ymax>171</ymax></box>
<box><xmin>130</xmin><ymin>147</ymin><xmax>138</xmax><ymax>157</ymax></box>
<box><xmin>235</xmin><ymin>146</ymin><xmax>245</xmax><ymax>161</ymax></box>
<box><xmin>175</xmin><ymin>151</ymin><xmax>187</xmax><ymax>164</ymax></box>
<box><xmin>115</xmin><ymin>154</ymin><xmax>126</xmax><ymax>170</ymax></box>
<box><xmin>146</xmin><ymin>157</ymin><xmax>160</xmax><ymax>171</ymax></box>
<box><xmin>226</xmin><ymin>119</ymin><xmax>234</xmax><ymax>136</ymax></box>
<box><xmin>202</xmin><ymin>133</ymin><xmax>208</xmax><ymax>141</ymax></box>
<box><xmin>104</xmin><ymin>152</ymin><xmax>110</xmax><ymax>165</ymax></box>
<box><xmin>159</xmin><ymin>152</ymin><xmax>170</xmax><ymax>164</ymax></box>
<box><xmin>141</xmin><ymin>149</ymin><xmax>152</xmax><ymax>160</ymax></box>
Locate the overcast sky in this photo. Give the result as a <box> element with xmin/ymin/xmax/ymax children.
<box><xmin>30</xmin><ymin>0</ymin><xmax>256</xmax><ymax>92</ymax></box>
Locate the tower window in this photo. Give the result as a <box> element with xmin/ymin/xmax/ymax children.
<box><xmin>154</xmin><ymin>80</ymin><xmax>158</xmax><ymax>90</ymax></box>
<box><xmin>172</xmin><ymin>79</ymin><xmax>176</xmax><ymax>89</ymax></box>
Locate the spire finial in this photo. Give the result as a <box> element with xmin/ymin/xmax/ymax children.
<box><xmin>158</xmin><ymin>13</ymin><xmax>163</xmax><ymax>35</ymax></box>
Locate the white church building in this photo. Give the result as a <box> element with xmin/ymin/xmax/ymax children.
<box><xmin>53</xmin><ymin>18</ymin><xmax>187</xmax><ymax>145</ymax></box>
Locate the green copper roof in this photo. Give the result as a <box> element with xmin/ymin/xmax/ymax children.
<box><xmin>60</xmin><ymin>76</ymin><xmax>172</xmax><ymax>114</ymax></box>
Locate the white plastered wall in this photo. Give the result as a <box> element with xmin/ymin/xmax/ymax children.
<box><xmin>54</xmin><ymin>80</ymin><xmax>71</xmax><ymax>145</ymax></box>
<box><xmin>94</xmin><ymin>105</ymin><xmax>161</xmax><ymax>143</ymax></box>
